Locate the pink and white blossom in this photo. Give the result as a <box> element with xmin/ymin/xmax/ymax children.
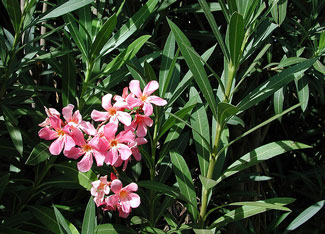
<box><xmin>127</xmin><ymin>80</ymin><xmax>167</xmax><ymax>116</ymax></box>
<box><xmin>91</xmin><ymin>94</ymin><xmax>132</xmax><ymax>126</ymax></box>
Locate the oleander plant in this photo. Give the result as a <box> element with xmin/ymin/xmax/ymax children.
<box><xmin>0</xmin><ymin>0</ymin><xmax>324</xmax><ymax>233</ymax></box>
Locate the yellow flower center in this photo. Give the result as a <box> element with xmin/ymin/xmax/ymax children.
<box><xmin>110</xmin><ymin>139</ymin><xmax>118</xmax><ymax>148</ymax></box>
<box><xmin>57</xmin><ymin>129</ymin><xmax>65</xmax><ymax>137</ymax></box>
<box><xmin>108</xmin><ymin>108</ymin><xmax>117</xmax><ymax>116</ymax></box>
<box><xmin>82</xmin><ymin>144</ymin><xmax>92</xmax><ymax>152</ymax></box>
<box><xmin>119</xmin><ymin>190</ymin><xmax>128</xmax><ymax>199</ymax></box>
<box><xmin>140</xmin><ymin>95</ymin><xmax>147</xmax><ymax>102</ymax></box>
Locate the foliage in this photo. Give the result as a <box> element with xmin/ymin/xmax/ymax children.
<box><xmin>0</xmin><ymin>0</ymin><xmax>324</xmax><ymax>233</ymax></box>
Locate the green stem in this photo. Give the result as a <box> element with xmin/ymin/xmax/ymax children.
<box><xmin>79</xmin><ymin>62</ymin><xmax>92</xmax><ymax>109</ymax></box>
<box><xmin>149</xmin><ymin>108</ymin><xmax>159</xmax><ymax>224</ymax></box>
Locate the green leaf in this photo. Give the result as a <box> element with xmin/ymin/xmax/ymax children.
<box><xmin>53</xmin><ymin>206</ymin><xmax>72</xmax><ymax>234</ymax></box>
<box><xmin>159</xmin><ymin>32</ymin><xmax>176</xmax><ymax>97</ymax></box>
<box><xmin>217</xmin><ymin>102</ymin><xmax>238</xmax><ymax>126</ymax></box>
<box><xmin>25</xmin><ymin>142</ymin><xmax>51</xmax><ymax>165</ymax></box>
<box><xmin>229</xmin><ymin>201</ymin><xmax>291</xmax><ymax>212</ymax></box>
<box><xmin>5</xmin><ymin>121</ymin><xmax>23</xmax><ymax>156</ymax></box>
<box><xmin>1</xmin><ymin>104</ymin><xmax>18</xmax><ymax>126</ymax></box>
<box><xmin>284</xmin><ymin>200</ymin><xmax>325</xmax><ymax>233</ymax></box>
<box><xmin>313</xmin><ymin>60</ymin><xmax>325</xmax><ymax>74</ymax></box>
<box><xmin>273</xmin><ymin>87</ymin><xmax>284</xmax><ymax>119</ymax></box>
<box><xmin>62</xmin><ymin>15</ymin><xmax>88</xmax><ymax>60</ymax></box>
<box><xmin>319</xmin><ymin>31</ymin><xmax>325</xmax><ymax>51</ymax></box>
<box><xmin>101</xmin><ymin>0</ymin><xmax>158</xmax><ymax>55</ymax></box>
<box><xmin>62</xmin><ymin>39</ymin><xmax>76</xmax><ymax>107</ymax></box>
<box><xmin>190</xmin><ymin>87</ymin><xmax>211</xmax><ymax>177</ymax></box>
<box><xmin>4</xmin><ymin>0</ymin><xmax>21</xmax><ymax>33</ymax></box>
<box><xmin>90</xmin><ymin>14</ymin><xmax>117</xmax><ymax>60</ymax></box>
<box><xmin>157</xmin><ymin>104</ymin><xmax>197</xmax><ymax>140</ymax></box>
<box><xmin>95</xmin><ymin>224</ymin><xmax>137</xmax><ymax>234</ymax></box>
<box><xmin>40</xmin><ymin>0</ymin><xmax>94</xmax><ymax>20</ymax></box>
<box><xmin>199</xmin><ymin>175</ymin><xmax>218</xmax><ymax>190</ymax></box>
<box><xmin>53</xmin><ymin>162</ymin><xmax>97</xmax><ymax>190</ymax></box>
<box><xmin>270</xmin><ymin>0</ymin><xmax>288</xmax><ymax>25</ymax></box>
<box><xmin>198</xmin><ymin>0</ymin><xmax>230</xmax><ymax>62</ymax></box>
<box><xmin>210</xmin><ymin>198</ymin><xmax>294</xmax><ymax>229</ymax></box>
<box><xmin>193</xmin><ymin>228</ymin><xmax>216</xmax><ymax>234</ymax></box>
<box><xmin>295</xmin><ymin>76</ymin><xmax>309</xmax><ymax>112</ymax></box>
<box><xmin>228</xmin><ymin>12</ymin><xmax>245</xmax><ymax>67</ymax></box>
<box><xmin>137</xmin><ymin>180</ymin><xmax>191</xmax><ymax>204</ymax></box>
<box><xmin>82</xmin><ymin>197</ymin><xmax>96</xmax><ymax>234</ymax></box>
<box><xmin>29</xmin><ymin>206</ymin><xmax>61</xmax><ymax>234</ymax></box>
<box><xmin>237</xmin><ymin>58</ymin><xmax>317</xmax><ymax>111</ymax></box>
<box><xmin>168</xmin><ymin>18</ymin><xmax>218</xmax><ymax>120</ymax></box>
<box><xmin>216</xmin><ymin>141</ymin><xmax>311</xmax><ymax>184</ymax></box>
<box><xmin>102</xmin><ymin>35</ymin><xmax>151</xmax><ymax>76</ymax></box>
<box><xmin>170</xmin><ymin>150</ymin><xmax>199</xmax><ymax>220</ymax></box>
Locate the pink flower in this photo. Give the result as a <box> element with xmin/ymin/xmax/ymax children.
<box><xmin>125</xmin><ymin>114</ymin><xmax>153</xmax><ymax>137</ymax></box>
<box><xmin>91</xmin><ymin>94</ymin><xmax>132</xmax><ymax>126</ymax></box>
<box><xmin>38</xmin><ymin>106</ymin><xmax>60</xmax><ymax>127</ymax></box>
<box><xmin>38</xmin><ymin>116</ymin><xmax>75</xmax><ymax>155</ymax></box>
<box><xmin>104</xmin><ymin>123</ymin><xmax>135</xmax><ymax>166</ymax></box>
<box><xmin>63</xmin><ymin>133</ymin><xmax>108</xmax><ymax>172</ymax></box>
<box><xmin>120</xmin><ymin>137</ymin><xmax>147</xmax><ymax>170</ymax></box>
<box><xmin>91</xmin><ymin>176</ymin><xmax>111</xmax><ymax>207</ymax></box>
<box><xmin>127</xmin><ymin>80</ymin><xmax>167</xmax><ymax>116</ymax></box>
<box><xmin>102</xmin><ymin>179</ymin><xmax>140</xmax><ymax>218</ymax></box>
<box><xmin>113</xmin><ymin>87</ymin><xmax>130</xmax><ymax>109</ymax></box>
<box><xmin>62</xmin><ymin>104</ymin><xmax>96</xmax><ymax>136</ymax></box>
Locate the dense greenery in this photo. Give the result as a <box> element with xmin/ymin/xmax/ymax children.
<box><xmin>0</xmin><ymin>0</ymin><xmax>324</xmax><ymax>233</ymax></box>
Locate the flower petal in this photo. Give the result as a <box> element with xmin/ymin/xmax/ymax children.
<box><xmin>110</xmin><ymin>179</ymin><xmax>122</xmax><ymax>193</ymax></box>
<box><xmin>38</xmin><ymin>127</ymin><xmax>57</xmax><ymax>140</ymax></box>
<box><xmin>148</xmin><ymin>95</ymin><xmax>167</xmax><ymax>106</ymax></box>
<box><xmin>124</xmin><ymin>182</ymin><xmax>138</xmax><ymax>192</ymax></box>
<box><xmin>102</xmin><ymin>94</ymin><xmax>113</xmax><ymax>111</ymax></box>
<box><xmin>129</xmin><ymin>80</ymin><xmax>142</xmax><ymax>98</ymax></box>
<box><xmin>143</xmin><ymin>80</ymin><xmax>159</xmax><ymax>96</ymax></box>
<box><xmin>143</xmin><ymin>102</ymin><xmax>153</xmax><ymax>116</ymax></box>
<box><xmin>117</xmin><ymin>111</ymin><xmax>132</xmax><ymax>126</ymax></box>
<box><xmin>64</xmin><ymin>147</ymin><xmax>84</xmax><ymax>159</ymax></box>
<box><xmin>117</xmin><ymin>144</ymin><xmax>132</xmax><ymax>161</ymax></box>
<box><xmin>49</xmin><ymin>138</ymin><xmax>64</xmax><ymax>155</ymax></box>
<box><xmin>77</xmin><ymin>152</ymin><xmax>93</xmax><ymax>172</ymax></box>
<box><xmin>104</xmin><ymin>123</ymin><xmax>118</xmax><ymax>141</ymax></box>
<box><xmin>62</xmin><ymin>104</ymin><xmax>74</xmax><ymax>122</ymax></box>
<box><xmin>128</xmin><ymin>193</ymin><xmax>141</xmax><ymax>208</ymax></box>
<box><xmin>91</xmin><ymin>110</ymin><xmax>109</xmax><ymax>122</ymax></box>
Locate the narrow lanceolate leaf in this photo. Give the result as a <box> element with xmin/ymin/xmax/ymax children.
<box><xmin>190</xmin><ymin>87</ymin><xmax>210</xmax><ymax>177</ymax></box>
<box><xmin>216</xmin><ymin>141</ymin><xmax>311</xmax><ymax>184</ymax></box>
<box><xmin>102</xmin><ymin>35</ymin><xmax>151</xmax><ymax>76</ymax></box>
<box><xmin>198</xmin><ymin>0</ymin><xmax>230</xmax><ymax>62</ymax></box>
<box><xmin>270</xmin><ymin>0</ymin><xmax>288</xmax><ymax>25</ymax></box>
<box><xmin>170</xmin><ymin>151</ymin><xmax>199</xmax><ymax>220</ymax></box>
<box><xmin>237</xmin><ymin>58</ymin><xmax>317</xmax><ymax>111</ymax></box>
<box><xmin>217</xmin><ymin>102</ymin><xmax>238</xmax><ymax>126</ymax></box>
<box><xmin>90</xmin><ymin>14</ymin><xmax>117</xmax><ymax>60</ymax></box>
<box><xmin>4</xmin><ymin>0</ymin><xmax>21</xmax><ymax>33</ymax></box>
<box><xmin>210</xmin><ymin>198</ymin><xmax>294</xmax><ymax>229</ymax></box>
<box><xmin>29</xmin><ymin>206</ymin><xmax>61</xmax><ymax>233</ymax></box>
<box><xmin>168</xmin><ymin>18</ymin><xmax>218</xmax><ymax>120</ymax></box>
<box><xmin>295</xmin><ymin>76</ymin><xmax>309</xmax><ymax>112</ymax></box>
<box><xmin>5</xmin><ymin>121</ymin><xmax>23</xmax><ymax>156</ymax></box>
<box><xmin>101</xmin><ymin>0</ymin><xmax>158</xmax><ymax>55</ymax></box>
<box><xmin>137</xmin><ymin>180</ymin><xmax>191</xmax><ymax>204</ymax></box>
<box><xmin>82</xmin><ymin>197</ymin><xmax>96</xmax><ymax>234</ymax></box>
<box><xmin>40</xmin><ymin>0</ymin><xmax>94</xmax><ymax>20</ymax></box>
<box><xmin>159</xmin><ymin>32</ymin><xmax>176</xmax><ymax>97</ymax></box>
<box><xmin>62</xmin><ymin>39</ymin><xmax>76</xmax><ymax>107</ymax></box>
<box><xmin>1</xmin><ymin>104</ymin><xmax>18</xmax><ymax>126</ymax></box>
<box><xmin>284</xmin><ymin>200</ymin><xmax>325</xmax><ymax>233</ymax></box>
<box><xmin>158</xmin><ymin>104</ymin><xmax>197</xmax><ymax>140</ymax></box>
<box><xmin>95</xmin><ymin>224</ymin><xmax>137</xmax><ymax>234</ymax></box>
<box><xmin>228</xmin><ymin>12</ymin><xmax>245</xmax><ymax>67</ymax></box>
<box><xmin>25</xmin><ymin>142</ymin><xmax>51</xmax><ymax>165</ymax></box>
<box><xmin>199</xmin><ymin>175</ymin><xmax>218</xmax><ymax>190</ymax></box>
<box><xmin>53</xmin><ymin>206</ymin><xmax>72</xmax><ymax>234</ymax></box>
<box><xmin>273</xmin><ymin>87</ymin><xmax>284</xmax><ymax>119</ymax></box>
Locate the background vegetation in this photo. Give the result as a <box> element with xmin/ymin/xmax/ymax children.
<box><xmin>0</xmin><ymin>0</ymin><xmax>324</xmax><ymax>233</ymax></box>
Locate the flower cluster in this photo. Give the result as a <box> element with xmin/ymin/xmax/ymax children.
<box><xmin>91</xmin><ymin>173</ymin><xmax>140</xmax><ymax>218</ymax></box>
<box><xmin>38</xmin><ymin>80</ymin><xmax>166</xmax><ymax>218</ymax></box>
